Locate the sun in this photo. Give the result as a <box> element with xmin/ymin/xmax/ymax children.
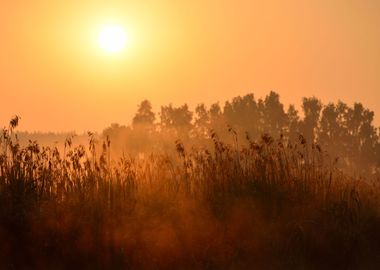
<box><xmin>98</xmin><ymin>25</ymin><xmax>128</xmax><ymax>53</ymax></box>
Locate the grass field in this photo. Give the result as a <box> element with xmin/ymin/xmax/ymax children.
<box><xmin>1</xmin><ymin>121</ymin><xmax>380</xmax><ymax>269</ymax></box>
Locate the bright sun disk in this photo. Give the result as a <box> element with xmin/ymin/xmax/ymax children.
<box><xmin>98</xmin><ymin>25</ymin><xmax>127</xmax><ymax>53</ymax></box>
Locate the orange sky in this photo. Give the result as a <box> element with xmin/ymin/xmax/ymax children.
<box><xmin>1</xmin><ymin>0</ymin><xmax>379</xmax><ymax>132</ymax></box>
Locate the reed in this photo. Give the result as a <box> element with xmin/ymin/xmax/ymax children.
<box><xmin>0</xmin><ymin>116</ymin><xmax>379</xmax><ymax>269</ymax></box>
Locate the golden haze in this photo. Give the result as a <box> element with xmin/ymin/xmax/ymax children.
<box><xmin>0</xmin><ymin>0</ymin><xmax>379</xmax><ymax>131</ymax></box>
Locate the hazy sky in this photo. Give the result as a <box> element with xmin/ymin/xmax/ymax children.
<box><xmin>1</xmin><ymin>0</ymin><xmax>379</xmax><ymax>132</ymax></box>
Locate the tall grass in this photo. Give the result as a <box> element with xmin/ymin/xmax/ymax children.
<box><xmin>0</xmin><ymin>117</ymin><xmax>380</xmax><ymax>269</ymax></box>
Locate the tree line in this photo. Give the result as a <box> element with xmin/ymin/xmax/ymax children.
<box><xmin>103</xmin><ymin>91</ymin><xmax>380</xmax><ymax>176</ymax></box>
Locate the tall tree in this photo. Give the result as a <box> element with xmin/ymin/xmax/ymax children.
<box><xmin>194</xmin><ymin>103</ymin><xmax>210</xmax><ymax>138</ymax></box>
<box><xmin>132</xmin><ymin>100</ymin><xmax>156</xmax><ymax>129</ymax></box>
<box><xmin>160</xmin><ymin>104</ymin><xmax>193</xmax><ymax>138</ymax></box>
<box><xmin>209</xmin><ymin>102</ymin><xmax>226</xmax><ymax>138</ymax></box>
<box><xmin>287</xmin><ymin>104</ymin><xmax>300</xmax><ymax>142</ymax></box>
<box><xmin>130</xmin><ymin>100</ymin><xmax>157</xmax><ymax>153</ymax></box>
<box><xmin>223</xmin><ymin>94</ymin><xmax>260</xmax><ymax>139</ymax></box>
<box><xmin>262</xmin><ymin>91</ymin><xmax>287</xmax><ymax>138</ymax></box>
<box><xmin>300</xmin><ymin>97</ymin><xmax>322</xmax><ymax>144</ymax></box>
<box><xmin>319</xmin><ymin>103</ymin><xmax>340</xmax><ymax>149</ymax></box>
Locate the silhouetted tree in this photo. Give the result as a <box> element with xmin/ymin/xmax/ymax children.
<box><xmin>262</xmin><ymin>91</ymin><xmax>287</xmax><ymax>138</ymax></box>
<box><xmin>316</xmin><ymin>101</ymin><xmax>380</xmax><ymax>174</ymax></box>
<box><xmin>160</xmin><ymin>104</ymin><xmax>193</xmax><ymax>138</ymax></box>
<box><xmin>132</xmin><ymin>100</ymin><xmax>156</xmax><ymax>129</ymax></box>
<box><xmin>97</xmin><ymin>92</ymin><xmax>380</xmax><ymax>176</ymax></box>
<box><xmin>128</xmin><ymin>100</ymin><xmax>158</xmax><ymax>153</ymax></box>
<box><xmin>350</xmin><ymin>104</ymin><xmax>379</xmax><ymax>172</ymax></box>
<box><xmin>287</xmin><ymin>105</ymin><xmax>300</xmax><ymax>142</ymax></box>
<box><xmin>318</xmin><ymin>103</ymin><xmax>341</xmax><ymax>153</ymax></box>
<box><xmin>194</xmin><ymin>103</ymin><xmax>210</xmax><ymax>138</ymax></box>
<box><xmin>209</xmin><ymin>102</ymin><xmax>225</xmax><ymax>138</ymax></box>
<box><xmin>223</xmin><ymin>94</ymin><xmax>260</xmax><ymax>139</ymax></box>
<box><xmin>300</xmin><ymin>97</ymin><xmax>322</xmax><ymax>144</ymax></box>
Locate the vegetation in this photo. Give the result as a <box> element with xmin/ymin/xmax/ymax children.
<box><xmin>103</xmin><ymin>92</ymin><xmax>380</xmax><ymax>177</ymax></box>
<box><xmin>1</xmin><ymin>107</ymin><xmax>380</xmax><ymax>269</ymax></box>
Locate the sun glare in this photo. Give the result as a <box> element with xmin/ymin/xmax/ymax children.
<box><xmin>98</xmin><ymin>25</ymin><xmax>128</xmax><ymax>53</ymax></box>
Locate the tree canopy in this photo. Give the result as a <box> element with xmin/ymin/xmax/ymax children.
<box><xmin>103</xmin><ymin>92</ymin><xmax>380</xmax><ymax>176</ymax></box>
